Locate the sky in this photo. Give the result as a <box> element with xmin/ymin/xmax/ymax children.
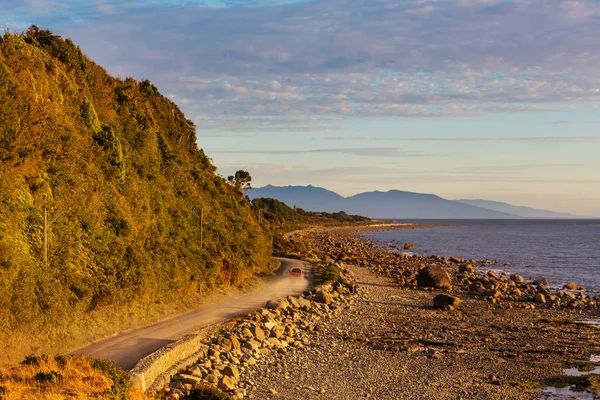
<box><xmin>2</xmin><ymin>0</ymin><xmax>600</xmax><ymax>215</ymax></box>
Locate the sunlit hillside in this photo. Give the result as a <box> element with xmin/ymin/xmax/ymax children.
<box><xmin>0</xmin><ymin>27</ymin><xmax>272</xmax><ymax>362</ymax></box>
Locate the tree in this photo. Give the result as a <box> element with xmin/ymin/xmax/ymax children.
<box><xmin>227</xmin><ymin>170</ymin><xmax>252</xmax><ymax>192</ymax></box>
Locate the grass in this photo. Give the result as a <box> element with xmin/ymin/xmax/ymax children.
<box><xmin>0</xmin><ymin>355</ymin><xmax>153</xmax><ymax>400</ymax></box>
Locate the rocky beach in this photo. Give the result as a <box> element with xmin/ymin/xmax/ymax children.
<box><xmin>164</xmin><ymin>225</ymin><xmax>600</xmax><ymax>399</ymax></box>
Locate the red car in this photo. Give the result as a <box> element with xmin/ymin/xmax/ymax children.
<box><xmin>289</xmin><ymin>268</ymin><xmax>304</xmax><ymax>278</ymax></box>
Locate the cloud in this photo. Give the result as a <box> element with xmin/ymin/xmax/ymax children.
<box><xmin>552</xmin><ymin>120</ymin><xmax>600</xmax><ymax>125</ymax></box>
<box><xmin>7</xmin><ymin>0</ymin><xmax>600</xmax><ymax>130</ymax></box>
<box><xmin>211</xmin><ymin>147</ymin><xmax>421</xmax><ymax>157</ymax></box>
<box><xmin>316</xmin><ymin>136</ymin><xmax>600</xmax><ymax>144</ymax></box>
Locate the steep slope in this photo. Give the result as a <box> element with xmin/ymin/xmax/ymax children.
<box><xmin>250</xmin><ymin>185</ymin><xmax>519</xmax><ymax>219</ymax></box>
<box><xmin>0</xmin><ymin>28</ymin><xmax>271</xmax><ymax>360</ymax></box>
<box><xmin>455</xmin><ymin>199</ymin><xmax>587</xmax><ymax>219</ymax></box>
<box><xmin>248</xmin><ymin>184</ymin><xmax>345</xmax><ymax>212</ymax></box>
<box><xmin>345</xmin><ymin>190</ymin><xmax>517</xmax><ymax>219</ymax></box>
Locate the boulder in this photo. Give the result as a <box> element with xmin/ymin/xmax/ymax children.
<box><xmin>263</xmin><ymin>321</ymin><xmax>277</xmax><ymax>331</ymax></box>
<box><xmin>510</xmin><ymin>274</ymin><xmax>525</xmax><ymax>284</ymax></box>
<box><xmin>562</xmin><ymin>291</ymin><xmax>577</xmax><ymax>300</ymax></box>
<box><xmin>175</xmin><ymin>374</ymin><xmax>202</xmax><ymax>386</ymax></box>
<box><xmin>297</xmin><ymin>297</ymin><xmax>312</xmax><ymax>311</ymax></box>
<box><xmin>227</xmin><ymin>334</ymin><xmax>241</xmax><ymax>353</ymax></box>
<box><xmin>534</xmin><ymin>293</ymin><xmax>546</xmax><ymax>304</ymax></box>
<box><xmin>250</xmin><ymin>325</ymin><xmax>265</xmax><ymax>341</ymax></box>
<box><xmin>242</xmin><ymin>355</ymin><xmax>256</xmax><ymax>366</ymax></box>
<box><xmin>459</xmin><ymin>264</ymin><xmax>474</xmax><ymax>273</ymax></box>
<box><xmin>270</xmin><ymin>325</ymin><xmax>285</xmax><ymax>338</ymax></box>
<box><xmin>287</xmin><ymin>296</ymin><xmax>301</xmax><ymax>308</ymax></box>
<box><xmin>417</xmin><ymin>266</ymin><xmax>452</xmax><ymax>289</ymax></box>
<box><xmin>243</xmin><ymin>340</ymin><xmax>260</xmax><ymax>351</ymax></box>
<box><xmin>433</xmin><ymin>294</ymin><xmax>461</xmax><ymax>309</ymax></box>
<box><xmin>533</xmin><ymin>278</ymin><xmax>549</xmax><ymax>286</ymax></box>
<box><xmin>222</xmin><ymin>365</ymin><xmax>240</xmax><ymax>379</ymax></box>
<box><xmin>315</xmin><ymin>289</ymin><xmax>332</xmax><ymax>304</ymax></box>
<box><xmin>563</xmin><ymin>282</ymin><xmax>581</xmax><ymax>290</ymax></box>
<box><xmin>404</xmin><ymin>242</ymin><xmax>415</xmax><ymax>250</ymax></box>
<box><xmin>265</xmin><ymin>298</ymin><xmax>290</xmax><ymax>310</ymax></box>
<box><xmin>218</xmin><ymin>376</ymin><xmax>236</xmax><ymax>391</ymax></box>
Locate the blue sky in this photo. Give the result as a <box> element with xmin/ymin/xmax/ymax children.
<box><xmin>3</xmin><ymin>0</ymin><xmax>600</xmax><ymax>215</ymax></box>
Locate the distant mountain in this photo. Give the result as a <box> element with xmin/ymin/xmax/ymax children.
<box><xmin>249</xmin><ymin>184</ymin><xmax>345</xmax><ymax>212</ymax></box>
<box><xmin>345</xmin><ymin>190</ymin><xmax>517</xmax><ymax>219</ymax></box>
<box><xmin>455</xmin><ymin>199</ymin><xmax>587</xmax><ymax>219</ymax></box>
<box><xmin>249</xmin><ymin>185</ymin><xmax>519</xmax><ymax>219</ymax></box>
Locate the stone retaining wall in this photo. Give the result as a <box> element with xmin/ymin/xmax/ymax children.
<box><xmin>129</xmin><ymin>333</ymin><xmax>209</xmax><ymax>391</ymax></box>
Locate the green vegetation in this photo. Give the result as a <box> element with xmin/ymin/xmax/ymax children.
<box><xmin>0</xmin><ymin>27</ymin><xmax>272</xmax><ymax>360</ymax></box>
<box><xmin>227</xmin><ymin>170</ymin><xmax>252</xmax><ymax>192</ymax></box>
<box><xmin>313</xmin><ymin>263</ymin><xmax>344</xmax><ymax>286</ymax></box>
<box><xmin>252</xmin><ymin>197</ymin><xmax>370</xmax><ymax>229</ymax></box>
<box><xmin>543</xmin><ymin>374</ymin><xmax>600</xmax><ymax>394</ymax></box>
<box><xmin>579</xmin><ymin>364</ymin><xmax>597</xmax><ymax>372</ymax></box>
<box><xmin>252</xmin><ymin>197</ymin><xmax>371</xmax><ymax>256</ymax></box>
<box><xmin>188</xmin><ymin>385</ymin><xmax>231</xmax><ymax>399</ymax></box>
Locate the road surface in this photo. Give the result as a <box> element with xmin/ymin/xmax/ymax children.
<box><xmin>73</xmin><ymin>257</ymin><xmax>311</xmax><ymax>370</ymax></box>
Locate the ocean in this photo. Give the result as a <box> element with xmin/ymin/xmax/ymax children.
<box><xmin>364</xmin><ymin>219</ymin><xmax>600</xmax><ymax>295</ymax></box>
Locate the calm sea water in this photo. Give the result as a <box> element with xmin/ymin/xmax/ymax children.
<box><xmin>365</xmin><ymin>220</ymin><xmax>600</xmax><ymax>294</ymax></box>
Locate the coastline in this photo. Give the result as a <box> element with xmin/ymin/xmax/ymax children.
<box><xmin>164</xmin><ymin>225</ymin><xmax>600</xmax><ymax>400</ymax></box>
<box><xmin>363</xmin><ymin>220</ymin><xmax>600</xmax><ymax>296</ymax></box>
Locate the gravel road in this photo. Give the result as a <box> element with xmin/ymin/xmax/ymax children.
<box><xmin>73</xmin><ymin>258</ymin><xmax>310</xmax><ymax>369</ymax></box>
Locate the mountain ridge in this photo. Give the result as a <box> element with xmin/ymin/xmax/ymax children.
<box><xmin>250</xmin><ymin>185</ymin><xmax>593</xmax><ymax>219</ymax></box>
<box><xmin>249</xmin><ymin>185</ymin><xmax>519</xmax><ymax>219</ymax></box>
<box><xmin>454</xmin><ymin>199</ymin><xmax>587</xmax><ymax>219</ymax></box>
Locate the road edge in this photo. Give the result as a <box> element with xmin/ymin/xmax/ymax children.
<box><xmin>129</xmin><ymin>257</ymin><xmax>312</xmax><ymax>392</ymax></box>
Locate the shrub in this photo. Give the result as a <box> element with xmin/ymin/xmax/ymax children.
<box><xmin>188</xmin><ymin>385</ymin><xmax>231</xmax><ymax>400</ymax></box>
<box><xmin>91</xmin><ymin>358</ymin><xmax>132</xmax><ymax>399</ymax></box>
<box><xmin>314</xmin><ymin>264</ymin><xmax>343</xmax><ymax>285</ymax></box>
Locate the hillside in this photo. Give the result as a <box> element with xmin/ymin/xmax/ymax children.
<box><xmin>0</xmin><ymin>27</ymin><xmax>272</xmax><ymax>361</ymax></box>
<box><xmin>250</xmin><ymin>185</ymin><xmax>518</xmax><ymax>219</ymax></box>
<box><xmin>455</xmin><ymin>199</ymin><xmax>588</xmax><ymax>219</ymax></box>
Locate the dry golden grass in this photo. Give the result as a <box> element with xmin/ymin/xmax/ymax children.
<box><xmin>0</xmin><ymin>355</ymin><xmax>154</xmax><ymax>400</ymax></box>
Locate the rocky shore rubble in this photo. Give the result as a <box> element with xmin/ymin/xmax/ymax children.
<box><xmin>162</xmin><ymin>226</ymin><xmax>600</xmax><ymax>399</ymax></box>
<box><xmin>302</xmin><ymin>229</ymin><xmax>600</xmax><ymax>311</ymax></box>
<box><xmin>164</xmin><ymin>264</ymin><xmax>358</xmax><ymax>399</ymax></box>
